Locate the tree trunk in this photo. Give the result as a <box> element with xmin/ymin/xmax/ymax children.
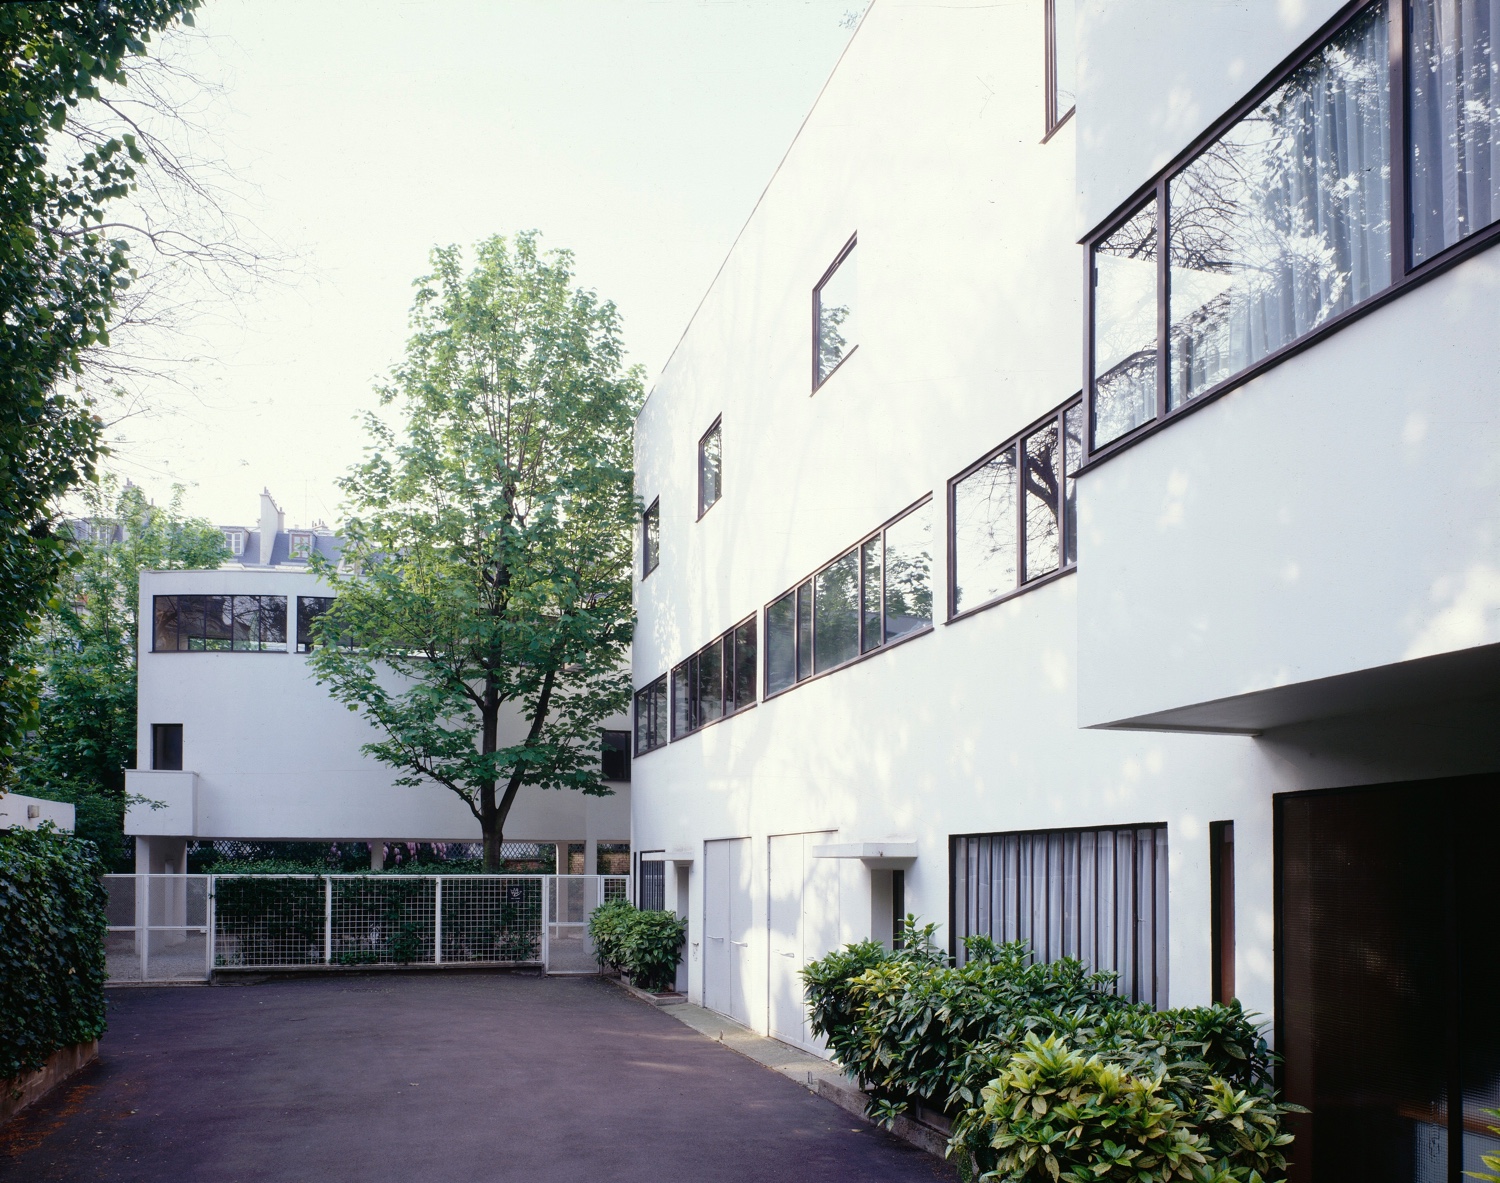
<box><xmin>480</xmin><ymin>678</ymin><xmax>501</xmax><ymax>871</ymax></box>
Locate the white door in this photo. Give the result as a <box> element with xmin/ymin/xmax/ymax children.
<box><xmin>704</xmin><ymin>837</ymin><xmax>751</xmax><ymax>1025</ymax></box>
<box><xmin>768</xmin><ymin>831</ymin><xmax>838</xmax><ymax>1051</ymax></box>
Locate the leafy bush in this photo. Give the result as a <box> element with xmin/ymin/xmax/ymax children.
<box><xmin>589</xmin><ymin>900</ymin><xmax>686</xmax><ymax>992</ymax></box>
<box><xmin>803</xmin><ymin>918</ymin><xmax>1297</xmax><ymax>1182</ymax></box>
<box><xmin>0</xmin><ymin>827</ymin><xmax>107</xmax><ymax>1080</ymax></box>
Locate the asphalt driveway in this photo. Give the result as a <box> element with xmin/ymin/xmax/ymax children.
<box><xmin>0</xmin><ymin>972</ymin><xmax>953</xmax><ymax>1182</ymax></box>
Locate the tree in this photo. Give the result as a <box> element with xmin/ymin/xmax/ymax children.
<box><xmin>18</xmin><ymin>478</ymin><xmax>226</xmax><ymax>868</ymax></box>
<box><xmin>0</xmin><ymin>0</ymin><xmax>201</xmax><ymax>773</ymax></box>
<box><xmin>310</xmin><ymin>233</ymin><xmax>641</xmax><ymax>872</ymax></box>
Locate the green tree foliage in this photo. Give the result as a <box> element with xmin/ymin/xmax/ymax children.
<box><xmin>17</xmin><ymin>478</ymin><xmax>226</xmax><ymax>867</ymax></box>
<box><xmin>0</xmin><ymin>0</ymin><xmax>201</xmax><ymax>766</ymax></box>
<box><xmin>589</xmin><ymin>899</ymin><xmax>686</xmax><ymax>992</ymax></box>
<box><xmin>310</xmin><ymin>233</ymin><xmax>641</xmax><ymax>871</ymax></box>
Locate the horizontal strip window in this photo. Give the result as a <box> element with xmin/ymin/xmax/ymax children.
<box><xmin>765</xmin><ymin>497</ymin><xmax>933</xmax><ymax>699</ymax></box>
<box><xmin>295</xmin><ymin>596</ymin><xmax>355</xmax><ymax>652</ymax></box>
<box><xmin>671</xmin><ymin>616</ymin><xmax>757</xmax><ymax>740</ymax></box>
<box><xmin>634</xmin><ymin>673</ymin><xmax>668</xmax><ymax>756</ymax></box>
<box><xmin>152</xmin><ymin>594</ymin><xmax>287</xmax><ymax>652</ymax></box>
<box><xmin>951</xmin><ymin>824</ymin><xmax>1169</xmax><ymax>1008</ymax></box>
<box><xmin>949</xmin><ymin>397</ymin><xmax>1082</xmax><ymax>619</ymax></box>
<box><xmin>1086</xmin><ymin>0</ymin><xmax>1500</xmax><ymax>465</ymax></box>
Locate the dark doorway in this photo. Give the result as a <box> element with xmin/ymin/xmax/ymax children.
<box><xmin>151</xmin><ymin>723</ymin><xmax>183</xmax><ymax>770</ymax></box>
<box><xmin>1277</xmin><ymin>774</ymin><xmax>1500</xmax><ymax>1183</ymax></box>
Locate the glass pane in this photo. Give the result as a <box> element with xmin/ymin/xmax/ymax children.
<box><xmin>883</xmin><ymin>503</ymin><xmax>933</xmax><ymax>641</ymax></box>
<box><xmin>153</xmin><ymin>596</ymin><xmax>179</xmax><ymax>652</ymax></box>
<box><xmin>635</xmin><ymin>689</ymin><xmax>651</xmax><ymax>753</ymax></box>
<box><xmin>298</xmin><ymin>596</ymin><xmax>329</xmax><ymax>652</ymax></box>
<box><xmin>1064</xmin><ymin>403</ymin><xmax>1083</xmax><ymax>566</ymax></box>
<box><xmin>953</xmin><ymin>444</ymin><xmax>1018</xmax><ymax>613</ymax></box>
<box><xmin>796</xmin><ymin>579</ymin><xmax>814</xmax><ymax>681</ymax></box>
<box><xmin>651</xmin><ymin>678</ymin><xmax>669</xmax><ymax>749</ymax></box>
<box><xmin>860</xmin><ymin>536</ymin><xmax>883</xmax><ymax>652</ymax></box>
<box><xmin>765</xmin><ymin>592</ymin><xmax>796</xmax><ymax>695</ymax></box>
<box><xmin>203</xmin><ymin>595</ymin><xmax>233</xmax><ymax>651</ymax></box>
<box><xmin>697</xmin><ymin>638</ymin><xmax>723</xmax><ymax>726</ymax></box>
<box><xmin>260</xmin><ymin>596</ymin><xmax>287</xmax><ymax>648</ymax></box>
<box><xmin>232</xmin><ymin>595</ymin><xmax>260</xmax><ymax>651</ymax></box>
<box><xmin>1169</xmin><ymin>3</ymin><xmax>1391</xmax><ymax>408</ymax></box>
<box><xmin>699</xmin><ymin>425</ymin><xmax>722</xmax><ymax>512</ymax></box>
<box><xmin>813</xmin><ymin>551</ymin><xmax>860</xmax><ymax>673</ymax></box>
<box><xmin>733</xmin><ymin>619</ymin><xmax>756</xmax><ymax>708</ymax></box>
<box><xmin>643</xmin><ymin>503</ymin><xmax>659</xmax><ymax>575</ymax></box>
<box><xmin>177</xmin><ymin>595</ymin><xmax>205</xmax><ymax>651</ymax></box>
<box><xmin>671</xmin><ymin>662</ymin><xmax>693</xmax><ymax>737</ymax></box>
<box><xmin>1093</xmin><ymin>199</ymin><xmax>1159</xmax><ymax>446</ymax></box>
<box><xmin>1052</xmin><ymin>0</ymin><xmax>1076</xmax><ymax>117</ymax></box>
<box><xmin>1410</xmin><ymin>0</ymin><xmax>1500</xmax><ymax>262</ymax></box>
<box><xmin>816</xmin><ymin>244</ymin><xmax>856</xmax><ymax>385</ymax></box>
<box><xmin>1023</xmin><ymin>421</ymin><xmax>1062</xmax><ymax>581</ymax></box>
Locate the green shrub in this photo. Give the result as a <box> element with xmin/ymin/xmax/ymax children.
<box><xmin>0</xmin><ymin>826</ymin><xmax>108</xmax><ymax>1080</ymax></box>
<box><xmin>589</xmin><ymin>900</ymin><xmax>686</xmax><ymax>992</ymax></box>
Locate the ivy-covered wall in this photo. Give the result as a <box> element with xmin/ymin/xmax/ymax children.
<box><xmin>0</xmin><ymin>827</ymin><xmax>108</xmax><ymax>1081</ymax></box>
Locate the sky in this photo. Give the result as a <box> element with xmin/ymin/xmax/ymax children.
<box><xmin>103</xmin><ymin>0</ymin><xmax>862</xmax><ymax>528</ymax></box>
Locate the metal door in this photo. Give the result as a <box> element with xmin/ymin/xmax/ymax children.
<box><xmin>767</xmin><ymin>831</ymin><xmax>838</xmax><ymax>1051</ymax></box>
<box><xmin>704</xmin><ymin>837</ymin><xmax>751</xmax><ymax>1025</ymax></box>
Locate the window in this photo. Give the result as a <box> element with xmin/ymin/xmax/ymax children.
<box><xmin>295</xmin><ymin>596</ymin><xmax>342</xmax><ymax>653</ymax></box>
<box><xmin>950</xmin><ymin>398</ymin><xmax>1082</xmax><ymax>617</ymax></box>
<box><xmin>639</xmin><ymin>857</ymin><xmax>666</xmax><ymax>911</ymax></box>
<box><xmin>698</xmin><ymin>419</ymin><xmax>722</xmax><ymax>517</ymax></box>
<box><xmin>151</xmin><ymin>723</ymin><xmax>183</xmax><ymax>771</ymax></box>
<box><xmin>669</xmin><ymin>616</ymin><xmax>757</xmax><ymax>739</ymax></box>
<box><xmin>152</xmin><ymin>595</ymin><xmax>288</xmax><ymax>652</ymax></box>
<box><xmin>1045</xmin><ymin>0</ymin><xmax>1076</xmax><ymax>136</ymax></box>
<box><xmin>287</xmin><ymin>531</ymin><xmax>313</xmax><ymax>561</ymax></box>
<box><xmin>597</xmin><ymin>842</ymin><xmax>630</xmax><ymax>876</ymax></box>
<box><xmin>813</xmin><ymin>236</ymin><xmax>857</xmax><ymax>389</ymax></box>
<box><xmin>764</xmin><ymin>498</ymin><xmax>932</xmax><ymax>697</ymax></box>
<box><xmin>951</xmin><ymin>824</ymin><xmax>1169</xmax><ymax>1008</ymax></box>
<box><xmin>601</xmin><ymin>729</ymin><xmax>631</xmax><ymax>781</ymax></box>
<box><xmin>642</xmin><ymin>498</ymin><xmax>660</xmax><ymax>578</ymax></box>
<box><xmin>222</xmin><ymin>529</ymin><xmax>245</xmax><ymax>557</ymax></box>
<box><xmin>1088</xmin><ymin>1</ymin><xmax>1500</xmax><ymax>462</ymax></box>
<box><xmin>1210</xmin><ymin>820</ymin><xmax>1235</xmax><ymax>1005</ymax></box>
<box><xmin>634</xmin><ymin>674</ymin><xmax>669</xmax><ymax>755</ymax></box>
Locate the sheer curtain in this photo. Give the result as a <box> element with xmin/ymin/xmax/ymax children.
<box><xmin>1168</xmin><ymin>2</ymin><xmax>1392</xmax><ymax>408</ymax></box>
<box><xmin>1410</xmin><ymin>0</ymin><xmax>1500</xmax><ymax>262</ymax></box>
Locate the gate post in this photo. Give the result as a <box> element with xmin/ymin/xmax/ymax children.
<box><xmin>433</xmin><ymin>876</ymin><xmax>443</xmax><ymax>965</ymax></box>
<box><xmin>323</xmin><ymin>876</ymin><xmax>333</xmax><ymax>964</ymax></box>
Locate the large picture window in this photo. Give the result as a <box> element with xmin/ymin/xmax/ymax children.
<box><xmin>152</xmin><ymin>594</ymin><xmax>287</xmax><ymax>652</ymax></box>
<box><xmin>950</xmin><ymin>399</ymin><xmax>1082</xmax><ymax>617</ymax></box>
<box><xmin>813</xmin><ymin>236</ymin><xmax>857</xmax><ymax>389</ymax></box>
<box><xmin>634</xmin><ymin>674</ymin><xmax>669</xmax><ymax>755</ymax></box>
<box><xmin>669</xmin><ymin>616</ymin><xmax>757</xmax><ymax>739</ymax></box>
<box><xmin>765</xmin><ymin>498</ymin><xmax>932</xmax><ymax>697</ymax></box>
<box><xmin>951</xmin><ymin>824</ymin><xmax>1169</xmax><ymax>1008</ymax></box>
<box><xmin>1087</xmin><ymin>0</ymin><xmax>1500</xmax><ymax>460</ymax></box>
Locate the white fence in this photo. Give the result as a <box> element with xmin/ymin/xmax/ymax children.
<box><xmin>103</xmin><ymin>873</ymin><xmax>629</xmax><ymax>984</ymax></box>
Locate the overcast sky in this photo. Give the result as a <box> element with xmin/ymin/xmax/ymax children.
<box><xmin>104</xmin><ymin>0</ymin><xmax>860</xmax><ymax>528</ymax></box>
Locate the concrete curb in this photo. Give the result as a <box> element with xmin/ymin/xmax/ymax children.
<box><xmin>1</xmin><ymin>1041</ymin><xmax>98</xmax><ymax>1125</ymax></box>
<box><xmin>604</xmin><ymin>974</ymin><xmax>687</xmax><ymax>1007</ymax></box>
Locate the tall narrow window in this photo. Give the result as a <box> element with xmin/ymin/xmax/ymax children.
<box><xmin>698</xmin><ymin>419</ymin><xmax>722</xmax><ymax>517</ymax></box>
<box><xmin>795</xmin><ymin>579</ymin><xmax>814</xmax><ymax>682</ymax></box>
<box><xmin>1063</xmin><ymin>403</ymin><xmax>1084</xmax><ymax>567</ymax></box>
<box><xmin>731</xmin><ymin>617</ymin><xmax>757</xmax><ymax>712</ymax></box>
<box><xmin>953</xmin><ymin>443</ymin><xmax>1018</xmax><ymax>613</ymax></box>
<box><xmin>601</xmin><ymin>730</ymin><xmax>631</xmax><ymax>782</ymax></box>
<box><xmin>1209</xmin><ymin>820</ymin><xmax>1235</xmax><ymax>1005</ymax></box>
<box><xmin>151</xmin><ymin>723</ymin><xmax>183</xmax><ymax>771</ymax></box>
<box><xmin>1045</xmin><ymin>0</ymin><xmax>1077</xmax><ymax>135</ymax></box>
<box><xmin>766</xmin><ymin>592</ymin><xmax>797</xmax><ymax>696</ymax></box>
<box><xmin>1023</xmin><ymin>421</ymin><xmax>1062</xmax><ymax>580</ymax></box>
<box><xmin>860</xmin><ymin>536</ymin><xmax>883</xmax><ymax>653</ymax></box>
<box><xmin>1093</xmin><ymin>200</ymin><xmax>1159</xmax><ymax>447</ymax></box>
<box><xmin>642</xmin><ymin>498</ymin><xmax>660</xmax><ymax>578</ymax></box>
<box><xmin>671</xmin><ymin>660</ymin><xmax>694</xmax><ymax>739</ymax></box>
<box><xmin>813</xmin><ymin>550</ymin><xmax>860</xmax><ymax>672</ymax></box>
<box><xmin>813</xmin><ymin>236</ymin><xmax>857</xmax><ymax>389</ymax></box>
<box><xmin>697</xmin><ymin>637</ymin><xmax>724</xmax><ymax>727</ymax></box>
<box><xmin>1410</xmin><ymin>0</ymin><xmax>1500</xmax><ymax>263</ymax></box>
<box><xmin>882</xmin><ymin>501</ymin><xmax>932</xmax><ymax>641</ymax></box>
<box><xmin>634</xmin><ymin>674</ymin><xmax>668</xmax><ymax>755</ymax></box>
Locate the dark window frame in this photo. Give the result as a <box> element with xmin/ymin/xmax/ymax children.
<box><xmin>1043</xmin><ymin>0</ymin><xmax>1076</xmax><ymax>141</ymax></box>
<box><xmin>633</xmin><ymin>673</ymin><xmax>669</xmax><ymax>756</ymax></box>
<box><xmin>641</xmin><ymin>497</ymin><xmax>660</xmax><ymax>579</ymax></box>
<box><xmin>946</xmin><ymin>395</ymin><xmax>1083</xmax><ymax>625</ymax></box>
<box><xmin>150</xmin><ymin>593</ymin><xmax>289</xmax><ymax>653</ymax></box>
<box><xmin>1081</xmin><ymin>0</ymin><xmax>1500</xmax><ymax>471</ymax></box>
<box><xmin>151</xmin><ymin>722</ymin><xmax>183</xmax><ymax>771</ymax></box>
<box><xmin>1209</xmin><ymin>819</ymin><xmax>1236</xmax><ymax>1005</ymax></box>
<box><xmin>601</xmin><ymin>729</ymin><xmax>631</xmax><ymax>782</ymax></box>
<box><xmin>762</xmin><ymin>495</ymin><xmax>934</xmax><ymax>703</ymax></box>
<box><xmin>697</xmin><ymin>416</ymin><xmax>723</xmax><ymax>520</ymax></box>
<box><xmin>668</xmin><ymin>614</ymin><xmax>757</xmax><ymax>742</ymax></box>
<box><xmin>812</xmin><ymin>233</ymin><xmax>858</xmax><ymax>393</ymax></box>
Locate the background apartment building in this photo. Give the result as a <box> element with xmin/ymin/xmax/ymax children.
<box><xmin>629</xmin><ymin>3</ymin><xmax>1500</xmax><ymax>1180</ymax></box>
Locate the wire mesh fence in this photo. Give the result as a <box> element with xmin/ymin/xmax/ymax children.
<box><xmin>102</xmin><ymin>873</ymin><xmax>630</xmax><ymax>982</ymax></box>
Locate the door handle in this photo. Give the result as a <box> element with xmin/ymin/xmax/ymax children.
<box><xmin>708</xmin><ymin>935</ymin><xmax>724</xmax><ymax>941</ymax></box>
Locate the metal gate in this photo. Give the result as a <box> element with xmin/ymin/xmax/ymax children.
<box><xmin>102</xmin><ymin>873</ymin><xmax>629</xmax><ymax>983</ymax></box>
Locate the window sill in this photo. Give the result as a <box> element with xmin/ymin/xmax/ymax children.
<box><xmin>947</xmin><ymin>564</ymin><xmax>1076</xmax><ymax>628</ymax></box>
<box><xmin>762</xmin><ymin>621</ymin><xmax>934</xmax><ymax>704</ymax></box>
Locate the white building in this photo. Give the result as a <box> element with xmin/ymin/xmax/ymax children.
<box><xmin>629</xmin><ymin>2</ymin><xmax>1499</xmax><ymax>1177</ymax></box>
<box><xmin>126</xmin><ymin>490</ymin><xmax>631</xmax><ymax>876</ymax></box>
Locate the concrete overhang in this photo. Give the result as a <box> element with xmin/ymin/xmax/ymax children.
<box><xmin>1088</xmin><ymin>642</ymin><xmax>1500</xmax><ymax>736</ymax></box>
<box><xmin>811</xmin><ymin>841</ymin><xmax>917</xmax><ymax>868</ymax></box>
<box><xmin>124</xmin><ymin>770</ymin><xmax>198</xmax><ymax>836</ymax></box>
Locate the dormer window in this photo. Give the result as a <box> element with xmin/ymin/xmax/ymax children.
<box><xmin>288</xmin><ymin>532</ymin><xmax>313</xmax><ymax>561</ymax></box>
<box><xmin>223</xmin><ymin>529</ymin><xmax>245</xmax><ymax>557</ymax></box>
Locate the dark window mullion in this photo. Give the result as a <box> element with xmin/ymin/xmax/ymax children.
<box><xmin>1155</xmin><ymin>174</ymin><xmax>1170</xmax><ymax>423</ymax></box>
<box><xmin>1388</xmin><ymin>0</ymin><xmax>1409</xmax><ymax>277</ymax></box>
<box><xmin>1016</xmin><ymin>440</ymin><xmax>1027</xmax><ymax>587</ymax></box>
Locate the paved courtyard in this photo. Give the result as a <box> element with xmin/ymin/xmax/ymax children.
<box><xmin>0</xmin><ymin>972</ymin><xmax>954</xmax><ymax>1182</ymax></box>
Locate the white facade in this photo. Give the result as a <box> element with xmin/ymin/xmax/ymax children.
<box><xmin>127</xmin><ymin>498</ymin><xmax>630</xmax><ymax>869</ymax></box>
<box><xmin>629</xmin><ymin>8</ymin><xmax>1500</xmax><ymax>1164</ymax></box>
<box><xmin>0</xmin><ymin>792</ymin><xmax>75</xmax><ymax>832</ymax></box>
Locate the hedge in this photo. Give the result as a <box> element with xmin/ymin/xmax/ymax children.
<box><xmin>803</xmin><ymin>919</ymin><xmax>1301</xmax><ymax>1182</ymax></box>
<box><xmin>0</xmin><ymin>826</ymin><xmax>108</xmax><ymax>1081</ymax></box>
<box><xmin>589</xmin><ymin>899</ymin><xmax>686</xmax><ymax>992</ymax></box>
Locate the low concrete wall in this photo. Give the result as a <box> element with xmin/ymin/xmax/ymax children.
<box><xmin>1</xmin><ymin>1041</ymin><xmax>99</xmax><ymax>1124</ymax></box>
